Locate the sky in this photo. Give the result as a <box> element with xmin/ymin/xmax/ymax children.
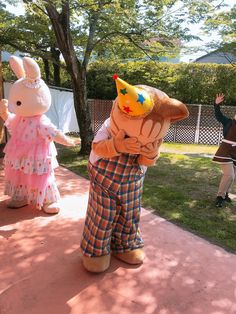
<box><xmin>180</xmin><ymin>23</ymin><xmax>217</xmax><ymax>62</ymax></box>
<box><xmin>180</xmin><ymin>0</ymin><xmax>235</xmax><ymax>62</ymax></box>
<box><xmin>5</xmin><ymin>0</ymin><xmax>235</xmax><ymax>63</ymax></box>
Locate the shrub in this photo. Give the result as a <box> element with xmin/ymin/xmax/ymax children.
<box><xmin>87</xmin><ymin>61</ymin><xmax>236</xmax><ymax>106</ymax></box>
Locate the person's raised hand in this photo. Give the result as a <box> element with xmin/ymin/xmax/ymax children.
<box><xmin>215</xmin><ymin>93</ymin><xmax>225</xmax><ymax>105</ymax></box>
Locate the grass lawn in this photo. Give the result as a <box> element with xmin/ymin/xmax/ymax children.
<box><xmin>57</xmin><ymin>143</ymin><xmax>236</xmax><ymax>253</ymax></box>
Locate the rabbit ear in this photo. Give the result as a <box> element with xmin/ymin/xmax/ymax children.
<box><xmin>9</xmin><ymin>56</ymin><xmax>25</xmax><ymax>79</ymax></box>
<box><xmin>23</xmin><ymin>57</ymin><xmax>41</xmax><ymax>80</ymax></box>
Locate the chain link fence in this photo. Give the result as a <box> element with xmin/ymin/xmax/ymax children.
<box><xmin>89</xmin><ymin>100</ymin><xmax>236</xmax><ymax>145</ymax></box>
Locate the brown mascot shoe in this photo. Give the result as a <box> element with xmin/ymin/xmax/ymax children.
<box><xmin>113</xmin><ymin>248</ymin><xmax>145</xmax><ymax>265</ymax></box>
<box><xmin>82</xmin><ymin>254</ymin><xmax>111</xmax><ymax>273</ymax></box>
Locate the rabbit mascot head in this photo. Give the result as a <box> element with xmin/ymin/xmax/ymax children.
<box><xmin>8</xmin><ymin>56</ymin><xmax>51</xmax><ymax>117</ymax></box>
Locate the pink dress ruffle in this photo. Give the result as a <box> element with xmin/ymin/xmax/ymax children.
<box><xmin>4</xmin><ymin>114</ymin><xmax>60</xmax><ymax>209</ymax></box>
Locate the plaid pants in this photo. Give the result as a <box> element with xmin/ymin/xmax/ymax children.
<box><xmin>80</xmin><ymin>154</ymin><xmax>145</xmax><ymax>257</ymax></box>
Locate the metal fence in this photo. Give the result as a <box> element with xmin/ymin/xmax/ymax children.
<box><xmin>89</xmin><ymin>100</ymin><xmax>236</xmax><ymax>145</ymax></box>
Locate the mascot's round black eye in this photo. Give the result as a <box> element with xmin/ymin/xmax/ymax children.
<box><xmin>16</xmin><ymin>101</ymin><xmax>22</xmax><ymax>106</ymax></box>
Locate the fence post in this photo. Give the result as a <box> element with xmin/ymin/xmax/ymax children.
<box><xmin>194</xmin><ymin>104</ymin><xmax>201</xmax><ymax>144</ymax></box>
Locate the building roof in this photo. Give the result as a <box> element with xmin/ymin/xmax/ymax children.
<box><xmin>194</xmin><ymin>50</ymin><xmax>236</xmax><ymax>64</ymax></box>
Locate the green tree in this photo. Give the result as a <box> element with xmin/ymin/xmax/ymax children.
<box><xmin>2</xmin><ymin>0</ymin><xmax>225</xmax><ymax>153</ymax></box>
<box><xmin>203</xmin><ymin>4</ymin><xmax>236</xmax><ymax>65</ymax></box>
<box><xmin>0</xmin><ymin>3</ymin><xmax>62</xmax><ymax>85</ymax></box>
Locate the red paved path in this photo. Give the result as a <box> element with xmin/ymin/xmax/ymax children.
<box><xmin>1</xmin><ymin>162</ymin><xmax>236</xmax><ymax>314</ymax></box>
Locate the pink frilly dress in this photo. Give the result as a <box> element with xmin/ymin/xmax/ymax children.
<box><xmin>4</xmin><ymin>113</ymin><xmax>60</xmax><ymax>209</ymax></box>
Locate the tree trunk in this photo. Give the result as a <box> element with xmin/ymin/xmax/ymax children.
<box><xmin>45</xmin><ymin>2</ymin><xmax>94</xmax><ymax>154</ymax></box>
<box><xmin>42</xmin><ymin>58</ymin><xmax>50</xmax><ymax>84</ymax></box>
<box><xmin>71</xmin><ymin>67</ymin><xmax>94</xmax><ymax>154</ymax></box>
<box><xmin>0</xmin><ymin>49</ymin><xmax>6</xmax><ymax>156</ymax></box>
<box><xmin>51</xmin><ymin>47</ymin><xmax>61</xmax><ymax>87</ymax></box>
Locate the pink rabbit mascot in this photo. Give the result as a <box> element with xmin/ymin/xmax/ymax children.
<box><xmin>0</xmin><ymin>56</ymin><xmax>79</xmax><ymax>214</ymax></box>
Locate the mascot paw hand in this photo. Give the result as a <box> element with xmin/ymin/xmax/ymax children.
<box><xmin>114</xmin><ymin>129</ymin><xmax>141</xmax><ymax>154</ymax></box>
<box><xmin>69</xmin><ymin>138</ymin><xmax>81</xmax><ymax>146</ymax></box>
<box><xmin>140</xmin><ymin>138</ymin><xmax>163</xmax><ymax>159</ymax></box>
<box><xmin>0</xmin><ymin>99</ymin><xmax>8</xmax><ymax>115</ymax></box>
<box><xmin>73</xmin><ymin>138</ymin><xmax>81</xmax><ymax>145</ymax></box>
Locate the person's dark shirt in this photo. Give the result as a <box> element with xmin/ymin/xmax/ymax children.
<box><xmin>214</xmin><ymin>104</ymin><xmax>235</xmax><ymax>138</ymax></box>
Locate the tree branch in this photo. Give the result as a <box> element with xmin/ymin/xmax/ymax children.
<box><xmin>82</xmin><ymin>0</ymin><xmax>114</xmax><ymax>67</ymax></box>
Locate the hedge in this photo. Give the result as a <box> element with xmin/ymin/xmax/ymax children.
<box><xmin>87</xmin><ymin>60</ymin><xmax>236</xmax><ymax>106</ymax></box>
<box><xmin>3</xmin><ymin>59</ymin><xmax>236</xmax><ymax>106</ymax></box>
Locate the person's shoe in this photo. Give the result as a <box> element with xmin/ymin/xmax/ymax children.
<box><xmin>224</xmin><ymin>193</ymin><xmax>232</xmax><ymax>203</ymax></box>
<box><xmin>215</xmin><ymin>196</ymin><xmax>224</xmax><ymax>207</ymax></box>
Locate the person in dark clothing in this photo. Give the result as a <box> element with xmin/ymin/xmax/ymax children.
<box><xmin>213</xmin><ymin>93</ymin><xmax>236</xmax><ymax>207</ymax></box>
